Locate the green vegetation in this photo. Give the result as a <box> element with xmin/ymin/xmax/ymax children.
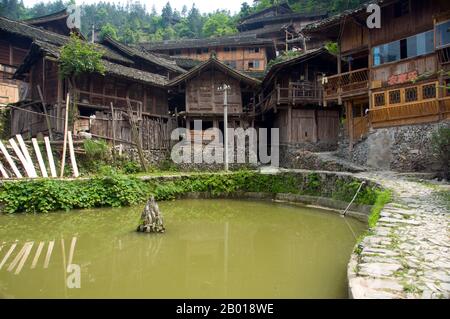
<box><xmin>0</xmin><ymin>171</ymin><xmax>385</xmax><ymax>214</ymax></box>
<box><xmin>59</xmin><ymin>33</ymin><xmax>105</xmax><ymax>79</ymax></box>
<box><xmin>430</xmin><ymin>126</ymin><xmax>450</xmax><ymax>180</ymax></box>
<box><xmin>368</xmin><ymin>190</ymin><xmax>392</xmax><ymax>228</ymax></box>
<box><xmin>1</xmin><ymin>0</ymin><xmax>367</xmax><ymax>44</ymax></box>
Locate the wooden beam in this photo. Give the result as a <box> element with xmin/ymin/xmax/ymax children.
<box><xmin>60</xmin><ymin>93</ymin><xmax>70</xmax><ymax>178</ymax></box>
<box><xmin>67</xmin><ymin>131</ymin><xmax>79</xmax><ymax>178</ymax></box>
<box><xmin>0</xmin><ymin>162</ymin><xmax>9</xmax><ymax>178</ymax></box>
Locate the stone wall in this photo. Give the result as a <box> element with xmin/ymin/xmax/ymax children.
<box><xmin>338</xmin><ymin>120</ymin><xmax>450</xmax><ymax>172</ymax></box>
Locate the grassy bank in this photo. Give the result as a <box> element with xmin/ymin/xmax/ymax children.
<box><xmin>0</xmin><ymin>171</ymin><xmax>386</xmax><ymax>214</ymax></box>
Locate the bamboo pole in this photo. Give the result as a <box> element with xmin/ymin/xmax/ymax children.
<box><xmin>67</xmin><ymin>131</ymin><xmax>79</xmax><ymax>177</ymax></box>
<box><xmin>60</xmin><ymin>93</ymin><xmax>70</xmax><ymax>178</ymax></box>
<box><xmin>32</xmin><ymin>138</ymin><xmax>48</xmax><ymax>177</ymax></box>
<box><xmin>44</xmin><ymin>136</ymin><xmax>57</xmax><ymax>177</ymax></box>
<box><xmin>0</xmin><ymin>140</ymin><xmax>22</xmax><ymax>178</ymax></box>
<box><xmin>16</xmin><ymin>135</ymin><xmax>37</xmax><ymax>177</ymax></box>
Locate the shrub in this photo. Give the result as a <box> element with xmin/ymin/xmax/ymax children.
<box><xmin>431</xmin><ymin>126</ymin><xmax>450</xmax><ymax>180</ymax></box>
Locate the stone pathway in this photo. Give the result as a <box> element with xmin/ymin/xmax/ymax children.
<box><xmin>349</xmin><ymin>171</ymin><xmax>450</xmax><ymax>299</ymax></box>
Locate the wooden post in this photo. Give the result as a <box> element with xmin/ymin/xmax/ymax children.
<box><xmin>67</xmin><ymin>131</ymin><xmax>79</xmax><ymax>177</ymax></box>
<box><xmin>126</xmin><ymin>99</ymin><xmax>147</xmax><ymax>171</ymax></box>
<box><xmin>56</xmin><ymin>68</ymin><xmax>63</xmax><ymax>132</ymax></box>
<box><xmin>110</xmin><ymin>102</ymin><xmax>116</xmax><ymax>157</ymax></box>
<box><xmin>37</xmin><ymin>85</ymin><xmax>53</xmax><ymax>141</ymax></box>
<box><xmin>0</xmin><ymin>162</ymin><xmax>9</xmax><ymax>178</ymax></box>
<box><xmin>60</xmin><ymin>93</ymin><xmax>70</xmax><ymax>178</ymax></box>
<box><xmin>288</xmin><ymin>104</ymin><xmax>292</xmax><ymax>144</ymax></box>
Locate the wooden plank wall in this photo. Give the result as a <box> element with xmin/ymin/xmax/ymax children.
<box><xmin>186</xmin><ymin>68</ymin><xmax>243</xmax><ymax>114</ymax></box>
<box><xmin>274</xmin><ymin>109</ymin><xmax>339</xmax><ymax>144</ymax></box>
<box><xmin>87</xmin><ymin>111</ymin><xmax>176</xmax><ymax>150</ymax></box>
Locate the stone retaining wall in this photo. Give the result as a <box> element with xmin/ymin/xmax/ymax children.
<box><xmin>338</xmin><ymin>121</ymin><xmax>450</xmax><ymax>172</ymax></box>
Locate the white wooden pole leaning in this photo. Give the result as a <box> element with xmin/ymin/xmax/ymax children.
<box><xmin>60</xmin><ymin>93</ymin><xmax>70</xmax><ymax>178</ymax></box>
<box><xmin>44</xmin><ymin>136</ymin><xmax>57</xmax><ymax>177</ymax></box>
<box><xmin>31</xmin><ymin>138</ymin><xmax>48</xmax><ymax>178</ymax></box>
<box><xmin>0</xmin><ymin>162</ymin><xmax>9</xmax><ymax>178</ymax></box>
<box><xmin>9</xmin><ymin>138</ymin><xmax>34</xmax><ymax>178</ymax></box>
<box><xmin>0</xmin><ymin>140</ymin><xmax>22</xmax><ymax>178</ymax></box>
<box><xmin>16</xmin><ymin>135</ymin><xmax>37</xmax><ymax>177</ymax></box>
<box><xmin>67</xmin><ymin>131</ymin><xmax>79</xmax><ymax>177</ymax></box>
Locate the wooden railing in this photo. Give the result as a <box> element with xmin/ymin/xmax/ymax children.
<box><xmin>323</xmin><ymin>68</ymin><xmax>369</xmax><ymax>99</ymax></box>
<box><xmin>75</xmin><ymin>89</ymin><xmax>143</xmax><ymax>111</ymax></box>
<box><xmin>277</xmin><ymin>81</ymin><xmax>322</xmax><ymax>104</ymax></box>
<box><xmin>369</xmin><ymin>100</ymin><xmax>440</xmax><ymax>127</ymax></box>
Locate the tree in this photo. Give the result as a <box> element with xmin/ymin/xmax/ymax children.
<box><xmin>239</xmin><ymin>2</ymin><xmax>252</xmax><ymax>19</ymax></box>
<box><xmin>203</xmin><ymin>11</ymin><xmax>237</xmax><ymax>38</ymax></box>
<box><xmin>161</xmin><ymin>1</ymin><xmax>173</xmax><ymax>28</ymax></box>
<box><xmin>187</xmin><ymin>4</ymin><xmax>204</xmax><ymax>38</ymax></box>
<box><xmin>181</xmin><ymin>5</ymin><xmax>188</xmax><ymax>17</ymax></box>
<box><xmin>99</xmin><ymin>23</ymin><xmax>118</xmax><ymax>40</ymax></box>
<box><xmin>60</xmin><ymin>33</ymin><xmax>105</xmax><ymax>80</ymax></box>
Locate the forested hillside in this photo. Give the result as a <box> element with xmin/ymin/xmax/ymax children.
<box><xmin>0</xmin><ymin>0</ymin><xmax>366</xmax><ymax>44</ymax></box>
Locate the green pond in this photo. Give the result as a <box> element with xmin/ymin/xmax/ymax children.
<box><xmin>0</xmin><ymin>199</ymin><xmax>365</xmax><ymax>298</ymax></box>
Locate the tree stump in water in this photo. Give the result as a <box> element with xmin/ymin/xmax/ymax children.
<box><xmin>137</xmin><ymin>196</ymin><xmax>165</xmax><ymax>233</ymax></box>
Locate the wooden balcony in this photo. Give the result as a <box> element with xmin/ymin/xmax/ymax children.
<box><xmin>369</xmin><ymin>100</ymin><xmax>441</xmax><ymax>128</ymax></box>
<box><xmin>277</xmin><ymin>81</ymin><xmax>322</xmax><ymax>105</ymax></box>
<box><xmin>323</xmin><ymin>68</ymin><xmax>369</xmax><ymax>100</ymax></box>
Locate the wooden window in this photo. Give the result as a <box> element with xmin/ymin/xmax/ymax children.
<box><xmin>374</xmin><ymin>93</ymin><xmax>385</xmax><ymax>107</ymax></box>
<box><xmin>405</xmin><ymin>87</ymin><xmax>418</xmax><ymax>102</ymax></box>
<box><xmin>196</xmin><ymin>48</ymin><xmax>202</xmax><ymax>54</ymax></box>
<box><xmin>422</xmin><ymin>84</ymin><xmax>436</xmax><ymax>99</ymax></box>
<box><xmin>230</xmin><ymin>47</ymin><xmax>237</xmax><ymax>52</ymax></box>
<box><xmin>388</xmin><ymin>90</ymin><xmax>401</xmax><ymax>104</ymax></box>
<box><xmin>202</xmin><ymin>48</ymin><xmax>208</xmax><ymax>53</ymax></box>
<box><xmin>224</xmin><ymin>47</ymin><xmax>230</xmax><ymax>52</ymax></box>
<box><xmin>248</xmin><ymin>60</ymin><xmax>260</xmax><ymax>69</ymax></box>
<box><xmin>224</xmin><ymin>60</ymin><xmax>236</xmax><ymax>69</ymax></box>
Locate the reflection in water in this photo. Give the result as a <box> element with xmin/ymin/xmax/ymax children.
<box><xmin>0</xmin><ymin>199</ymin><xmax>365</xmax><ymax>298</ymax></box>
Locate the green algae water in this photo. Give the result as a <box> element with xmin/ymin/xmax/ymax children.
<box><xmin>0</xmin><ymin>199</ymin><xmax>365</xmax><ymax>298</ymax></box>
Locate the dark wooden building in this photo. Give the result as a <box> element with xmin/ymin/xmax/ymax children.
<box><xmin>168</xmin><ymin>57</ymin><xmax>260</xmax><ymax>137</ymax></box>
<box><xmin>140</xmin><ymin>34</ymin><xmax>275</xmax><ymax>76</ymax></box>
<box><xmin>237</xmin><ymin>2</ymin><xmax>328</xmax><ymax>52</ymax></box>
<box><xmin>256</xmin><ymin>48</ymin><xmax>340</xmax><ymax>148</ymax></box>
<box><xmin>303</xmin><ymin>0</ymin><xmax>450</xmax><ymax>146</ymax></box>
<box><xmin>1</xmin><ymin>14</ymin><xmax>183</xmax><ymax>151</ymax></box>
